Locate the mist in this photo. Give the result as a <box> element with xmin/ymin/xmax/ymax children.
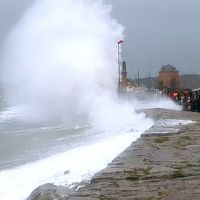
<box><xmin>0</xmin><ymin>0</ymin><xmax>155</xmax><ymax>132</ymax></box>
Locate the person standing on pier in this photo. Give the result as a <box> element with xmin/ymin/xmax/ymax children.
<box><xmin>196</xmin><ymin>91</ymin><xmax>200</xmax><ymax>113</ymax></box>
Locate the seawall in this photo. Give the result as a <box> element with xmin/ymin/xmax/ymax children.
<box><xmin>27</xmin><ymin>108</ymin><xmax>200</xmax><ymax>200</ymax></box>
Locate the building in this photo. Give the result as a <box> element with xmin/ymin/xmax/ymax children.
<box><xmin>121</xmin><ymin>61</ymin><xmax>128</xmax><ymax>91</ymax></box>
<box><xmin>158</xmin><ymin>64</ymin><xmax>180</xmax><ymax>91</ymax></box>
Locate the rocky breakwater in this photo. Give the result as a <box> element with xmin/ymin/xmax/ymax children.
<box><xmin>27</xmin><ymin>108</ymin><xmax>200</xmax><ymax>200</ymax></box>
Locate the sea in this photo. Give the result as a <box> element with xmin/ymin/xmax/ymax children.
<box><xmin>0</xmin><ymin>92</ymin><xmax>182</xmax><ymax>200</ymax></box>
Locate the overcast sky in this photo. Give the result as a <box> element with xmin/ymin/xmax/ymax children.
<box><xmin>0</xmin><ymin>0</ymin><xmax>33</xmax><ymax>45</ymax></box>
<box><xmin>0</xmin><ymin>0</ymin><xmax>200</xmax><ymax>78</ymax></box>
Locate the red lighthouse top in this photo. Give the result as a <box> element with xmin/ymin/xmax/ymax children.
<box><xmin>117</xmin><ymin>40</ymin><xmax>124</xmax><ymax>44</ymax></box>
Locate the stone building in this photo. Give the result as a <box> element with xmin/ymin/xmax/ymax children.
<box><xmin>158</xmin><ymin>64</ymin><xmax>180</xmax><ymax>91</ymax></box>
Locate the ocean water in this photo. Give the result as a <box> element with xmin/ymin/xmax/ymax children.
<box><xmin>0</xmin><ymin>93</ymin><xmax>182</xmax><ymax>200</ymax></box>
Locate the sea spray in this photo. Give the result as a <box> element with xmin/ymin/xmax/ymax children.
<box><xmin>0</xmin><ymin>1</ymin><xmax>155</xmax><ymax>200</ymax></box>
<box><xmin>1</xmin><ymin>0</ymin><xmax>125</xmax><ymax>126</ymax></box>
<box><xmin>0</xmin><ymin>0</ymin><xmax>178</xmax><ymax>128</ymax></box>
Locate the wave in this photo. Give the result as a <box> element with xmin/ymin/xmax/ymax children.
<box><xmin>0</xmin><ymin>123</ymin><xmax>153</xmax><ymax>200</ymax></box>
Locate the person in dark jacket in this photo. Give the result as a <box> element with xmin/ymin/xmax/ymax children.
<box><xmin>189</xmin><ymin>95</ymin><xmax>196</xmax><ymax>112</ymax></box>
<box><xmin>196</xmin><ymin>92</ymin><xmax>200</xmax><ymax>112</ymax></box>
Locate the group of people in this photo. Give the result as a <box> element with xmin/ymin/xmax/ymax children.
<box><xmin>169</xmin><ymin>89</ymin><xmax>200</xmax><ymax>112</ymax></box>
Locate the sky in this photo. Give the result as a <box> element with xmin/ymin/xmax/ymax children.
<box><xmin>0</xmin><ymin>0</ymin><xmax>200</xmax><ymax>78</ymax></box>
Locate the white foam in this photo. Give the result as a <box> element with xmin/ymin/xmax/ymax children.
<box><xmin>0</xmin><ymin>124</ymin><xmax>153</xmax><ymax>200</ymax></box>
<box><xmin>131</xmin><ymin>95</ymin><xmax>182</xmax><ymax>111</ymax></box>
<box><xmin>160</xmin><ymin>119</ymin><xmax>193</xmax><ymax>127</ymax></box>
<box><xmin>144</xmin><ymin>119</ymin><xmax>194</xmax><ymax>135</ymax></box>
<box><xmin>0</xmin><ymin>105</ymin><xmax>38</xmax><ymax>122</ymax></box>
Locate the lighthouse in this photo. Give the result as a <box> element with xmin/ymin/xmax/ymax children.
<box><xmin>121</xmin><ymin>61</ymin><xmax>128</xmax><ymax>91</ymax></box>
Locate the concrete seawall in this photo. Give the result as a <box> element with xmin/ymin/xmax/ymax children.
<box><xmin>27</xmin><ymin>109</ymin><xmax>200</xmax><ymax>200</ymax></box>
